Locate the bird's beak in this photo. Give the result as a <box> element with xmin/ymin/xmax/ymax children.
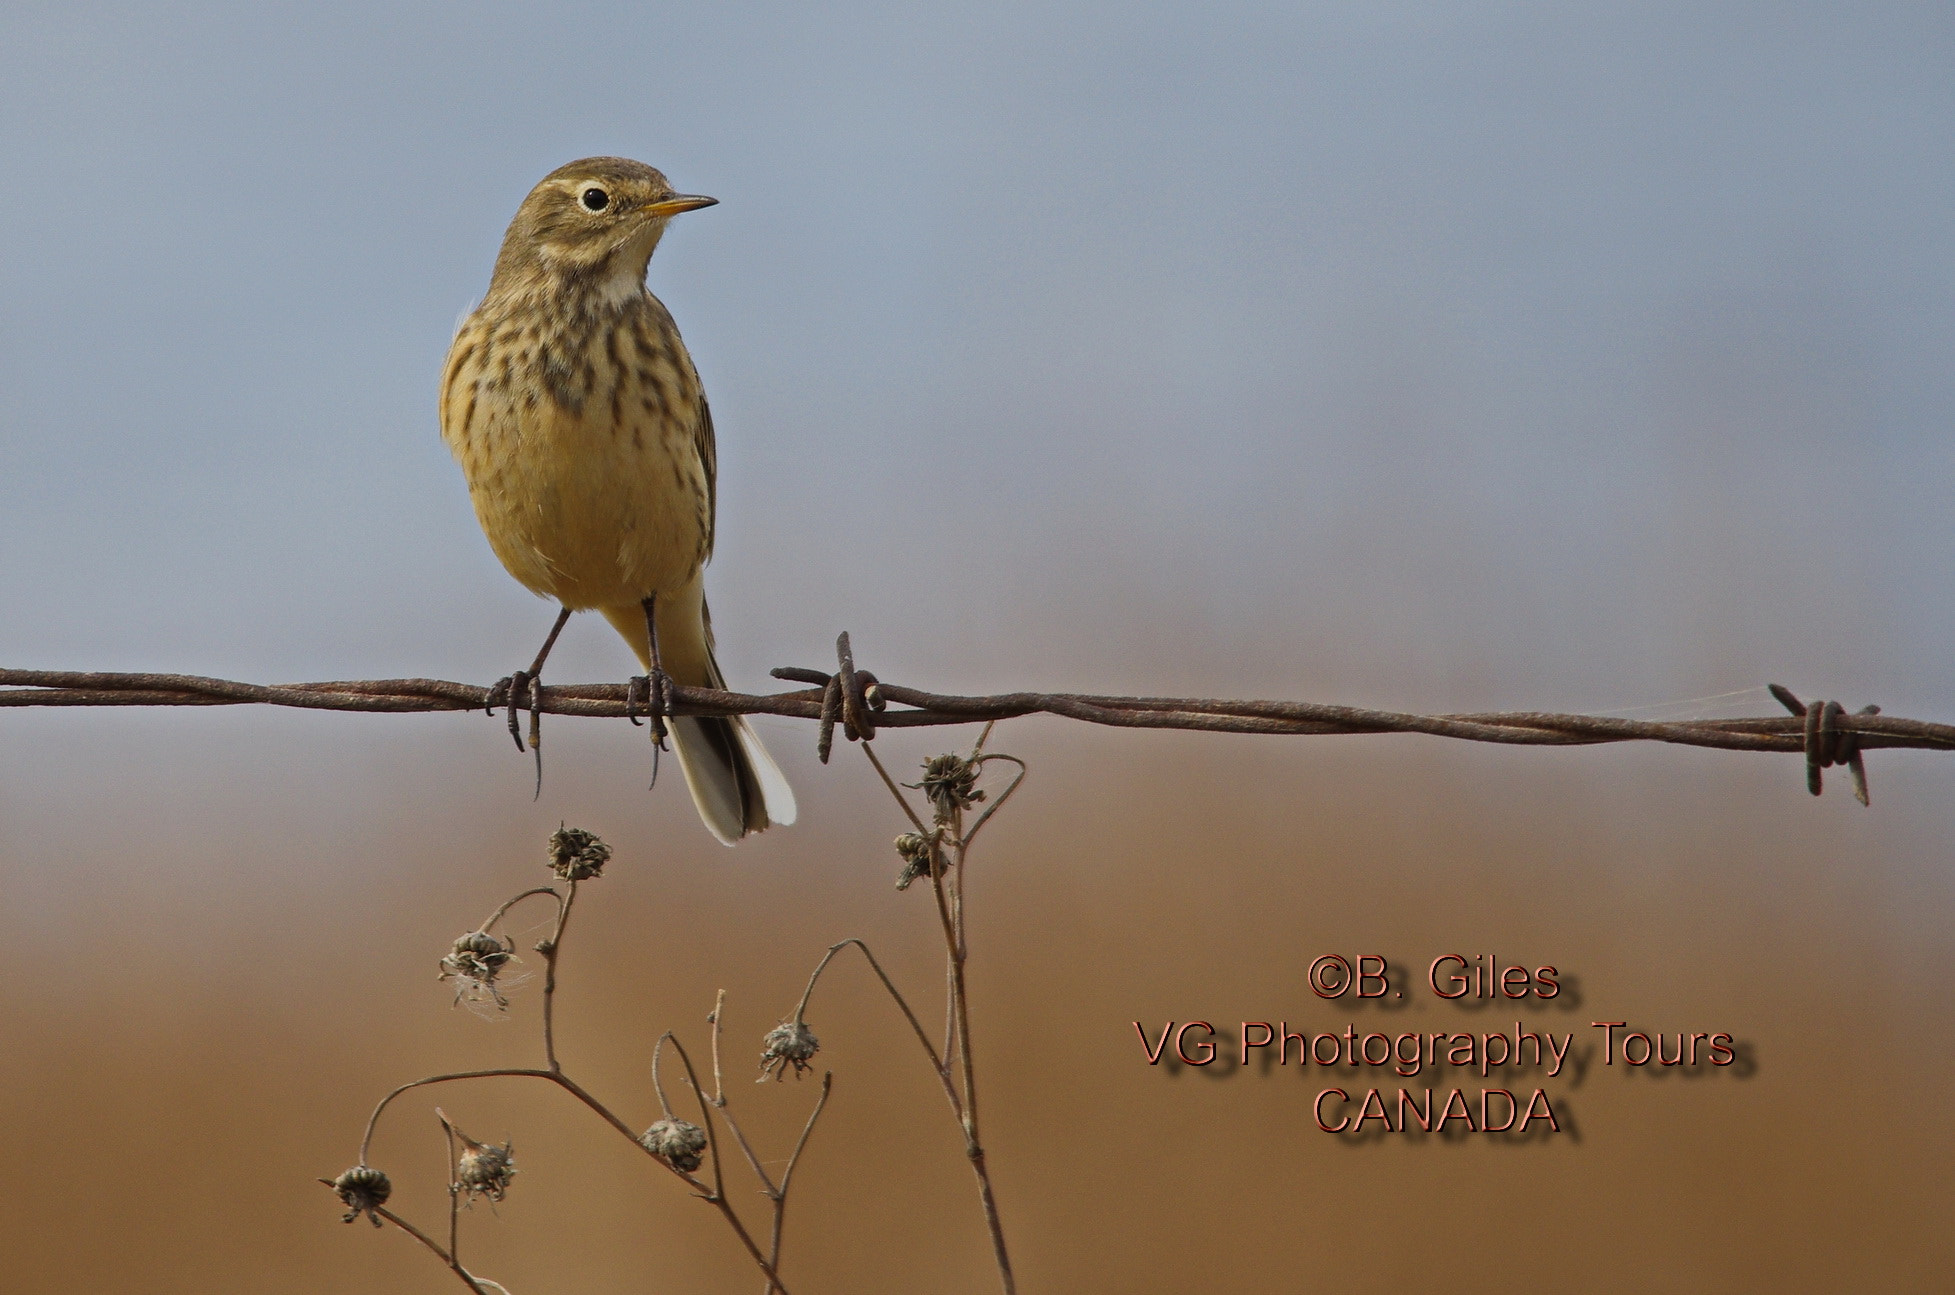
<box><xmin>642</xmin><ymin>194</ymin><xmax>718</xmax><ymax>218</ymax></box>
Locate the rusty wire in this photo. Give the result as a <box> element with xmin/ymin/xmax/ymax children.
<box><xmin>2</xmin><ymin>633</ymin><xmax>1946</xmax><ymax>804</ymax></box>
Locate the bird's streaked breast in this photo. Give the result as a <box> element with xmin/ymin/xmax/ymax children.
<box><xmin>439</xmin><ymin>288</ymin><xmax>713</xmax><ymax>609</ymax></box>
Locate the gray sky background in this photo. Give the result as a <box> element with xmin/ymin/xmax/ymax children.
<box><xmin>1</xmin><ymin>0</ymin><xmax>1950</xmax><ymax>786</ymax></box>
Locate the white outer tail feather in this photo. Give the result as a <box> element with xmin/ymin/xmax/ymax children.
<box><xmin>736</xmin><ymin>718</ymin><xmax>798</xmax><ymax>826</ymax></box>
<box><xmin>669</xmin><ymin>714</ymin><xmax>797</xmax><ymax>846</ymax></box>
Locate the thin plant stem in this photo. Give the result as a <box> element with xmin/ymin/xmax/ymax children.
<box><xmin>663</xmin><ymin>1035</ymin><xmax>726</xmax><ymax>1198</ymax></box>
<box><xmin>441</xmin><ymin>1112</ymin><xmax>461</xmax><ymax>1266</ymax></box>
<box><xmin>862</xmin><ymin>741</ymin><xmax>932</xmax><ymax>834</ymax></box>
<box><xmin>701</xmin><ymin>990</ymin><xmax>786</xmax><ymax>1198</ymax></box>
<box><xmin>663</xmin><ymin>1036</ymin><xmax>790</xmax><ymax>1290</ymax></box>
<box><xmin>795</xmin><ymin>936</ymin><xmax>965</xmax><ymax>1117</ymax></box>
<box><xmin>960</xmin><ymin>754</ymin><xmax>1026</xmax><ymax>852</ymax></box>
<box><xmin>349</xmin><ymin>843</ymin><xmax>831</xmax><ymax>1295</ymax></box>
<box><xmin>373</xmin><ymin>1205</ymin><xmax>491</xmax><ymax>1295</ymax></box>
<box><xmin>693</xmin><ymin>992</ymin><xmax>831</xmax><ymax>1295</ymax></box>
<box><xmin>476</xmin><ymin>887</ymin><xmax>562</xmax><ymax>938</ymax></box>
<box><xmin>945</xmin><ymin>819</ymin><xmax>1014</xmax><ymax>1294</ymax></box>
<box><xmin>699</xmin><ymin>991</ymin><xmax>786</xmax><ymax>1201</ymax></box>
<box><xmin>364</xmin><ymin>1070</ymin><xmax>633</xmax><ymax>1164</ymax></box>
<box><xmin>540</xmin><ymin>878</ymin><xmax>579</xmax><ymax>1071</ymax></box>
<box><xmin>651</xmin><ymin>1032</ymin><xmax>677</xmax><ymax>1119</ymax></box>
<box><xmin>861</xmin><ymin>743</ymin><xmax>1017</xmax><ymax>1295</ymax></box>
<box><xmin>929</xmin><ymin>864</ymin><xmax>960</xmax><ymax>1065</ymax></box>
<box><xmin>359</xmin><ymin>1066</ymin><xmax>789</xmax><ymax>1291</ymax></box>
<box><xmin>766</xmin><ymin>1071</ymin><xmax>833</xmax><ymax>1290</ymax></box>
<box><xmin>701</xmin><ymin>988</ymin><xmax>784</xmax><ymax>1211</ymax></box>
<box><xmin>697</xmin><ymin>994</ymin><xmax>789</xmax><ymax>1217</ymax></box>
<box><xmin>776</xmin><ymin>1071</ymin><xmax>832</xmax><ymax>1205</ymax></box>
<box><xmin>710</xmin><ymin>988</ymin><xmax>728</xmax><ymax>1102</ymax></box>
<box><xmin>655</xmin><ymin>1024</ymin><xmax>791</xmax><ymax>1287</ymax></box>
<box><xmin>793</xmin><ymin>939</ymin><xmax>944</xmax><ymax>1074</ymax></box>
<box><xmin>715</xmin><ymin>1102</ymin><xmax>775</xmax><ymax>1197</ymax></box>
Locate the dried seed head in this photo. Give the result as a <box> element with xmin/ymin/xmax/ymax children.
<box><xmin>439</xmin><ymin>931</ymin><xmax>522</xmax><ymax>1012</ymax></box>
<box><xmin>639</xmin><ymin>1117</ymin><xmax>708</xmax><ymax>1172</ymax></box>
<box><xmin>547</xmin><ymin>824</ymin><xmax>611</xmax><ymax>880</ymax></box>
<box><xmin>914</xmin><ymin>753</ymin><xmax>984</xmax><ymax>821</ymax></box>
<box><xmin>759</xmin><ymin>1020</ymin><xmax>821</xmax><ymax>1081</ymax></box>
<box><xmin>894</xmin><ymin>831</ymin><xmax>937</xmax><ymax>891</ymax></box>
<box><xmin>446</xmin><ymin>930</ymin><xmax>511</xmax><ymax>972</ymax></box>
<box><xmin>331</xmin><ymin>1165</ymin><xmax>391</xmax><ymax>1226</ymax></box>
<box><xmin>455</xmin><ymin>1138</ymin><xmax>517</xmax><ymax>1204</ymax></box>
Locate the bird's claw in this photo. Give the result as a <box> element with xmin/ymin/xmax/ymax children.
<box><xmin>626</xmin><ymin>669</ymin><xmax>672</xmax><ymax>752</ymax></box>
<box><xmin>489</xmin><ymin>670</ymin><xmax>540</xmax><ymax>752</ymax></box>
<box><xmin>627</xmin><ymin>669</ymin><xmax>673</xmax><ymax>791</ymax></box>
<box><xmin>489</xmin><ymin>670</ymin><xmax>547</xmax><ymax>798</ymax></box>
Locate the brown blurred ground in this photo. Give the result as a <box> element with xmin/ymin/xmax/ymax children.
<box><xmin>2</xmin><ymin>705</ymin><xmax>1951</xmax><ymax>1293</ymax></box>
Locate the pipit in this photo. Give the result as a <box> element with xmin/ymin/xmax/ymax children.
<box><xmin>439</xmin><ymin>157</ymin><xmax>794</xmax><ymax>844</ymax></box>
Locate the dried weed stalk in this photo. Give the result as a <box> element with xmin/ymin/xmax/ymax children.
<box><xmin>782</xmin><ymin>720</ymin><xmax>1026</xmax><ymax>1294</ymax></box>
<box><xmin>328</xmin><ymin>695</ymin><xmax>1030</xmax><ymax>1294</ymax></box>
<box><xmin>325</xmin><ymin>825</ymin><xmax>827</xmax><ymax>1294</ymax></box>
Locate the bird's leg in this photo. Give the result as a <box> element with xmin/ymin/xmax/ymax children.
<box><xmin>625</xmin><ymin>594</ymin><xmax>671</xmax><ymax>783</ymax></box>
<box><xmin>487</xmin><ymin>606</ymin><xmax>572</xmax><ymax>796</ymax></box>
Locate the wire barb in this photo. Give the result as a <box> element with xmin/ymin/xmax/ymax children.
<box><xmin>1769</xmin><ymin>684</ymin><xmax>1878</xmax><ymax>805</ymax></box>
<box><xmin>833</xmin><ymin>631</ymin><xmax>881</xmax><ymax>745</ymax></box>
<box><xmin>769</xmin><ymin>635</ymin><xmax>882</xmax><ymax>764</ymax></box>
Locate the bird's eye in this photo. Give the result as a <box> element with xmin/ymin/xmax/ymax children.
<box><xmin>580</xmin><ymin>187</ymin><xmax>610</xmax><ymax>212</ymax></box>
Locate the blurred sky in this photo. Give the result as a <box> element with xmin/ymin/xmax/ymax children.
<box><xmin>4</xmin><ymin>5</ymin><xmax>1955</xmax><ymax>1291</ymax></box>
<box><xmin>1</xmin><ymin>1</ymin><xmax>1950</xmax><ymax>708</ymax></box>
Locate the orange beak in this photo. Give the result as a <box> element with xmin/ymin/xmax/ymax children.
<box><xmin>642</xmin><ymin>194</ymin><xmax>718</xmax><ymax>218</ymax></box>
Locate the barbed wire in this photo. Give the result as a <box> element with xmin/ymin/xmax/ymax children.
<box><xmin>3</xmin><ymin>633</ymin><xmax>1945</xmax><ymax>804</ymax></box>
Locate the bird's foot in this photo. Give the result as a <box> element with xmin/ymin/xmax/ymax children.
<box><xmin>487</xmin><ymin>669</ymin><xmax>536</xmax><ymax>750</ymax></box>
<box><xmin>625</xmin><ymin>668</ymin><xmax>673</xmax><ymax>752</ymax></box>
<box><xmin>626</xmin><ymin>669</ymin><xmax>673</xmax><ymax>791</ymax></box>
<box><xmin>487</xmin><ymin>668</ymin><xmax>546</xmax><ymax>797</ymax></box>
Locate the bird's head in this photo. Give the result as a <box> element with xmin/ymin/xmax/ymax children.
<box><xmin>490</xmin><ymin>156</ymin><xmax>716</xmax><ymax>292</ymax></box>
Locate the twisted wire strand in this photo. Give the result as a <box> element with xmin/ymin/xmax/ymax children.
<box><xmin>3</xmin><ymin>648</ymin><xmax>1945</xmax><ymax>800</ymax></box>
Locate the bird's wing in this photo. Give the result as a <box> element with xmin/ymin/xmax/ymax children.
<box><xmin>695</xmin><ymin>391</ymin><xmax>718</xmax><ymax>558</ymax></box>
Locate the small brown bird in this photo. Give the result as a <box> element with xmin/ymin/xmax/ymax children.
<box><xmin>439</xmin><ymin>157</ymin><xmax>794</xmax><ymax>843</ymax></box>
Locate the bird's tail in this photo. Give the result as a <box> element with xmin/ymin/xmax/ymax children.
<box><xmin>600</xmin><ymin>585</ymin><xmax>796</xmax><ymax>846</ymax></box>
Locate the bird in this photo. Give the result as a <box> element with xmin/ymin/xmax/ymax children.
<box><xmin>438</xmin><ymin>157</ymin><xmax>794</xmax><ymax>844</ymax></box>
